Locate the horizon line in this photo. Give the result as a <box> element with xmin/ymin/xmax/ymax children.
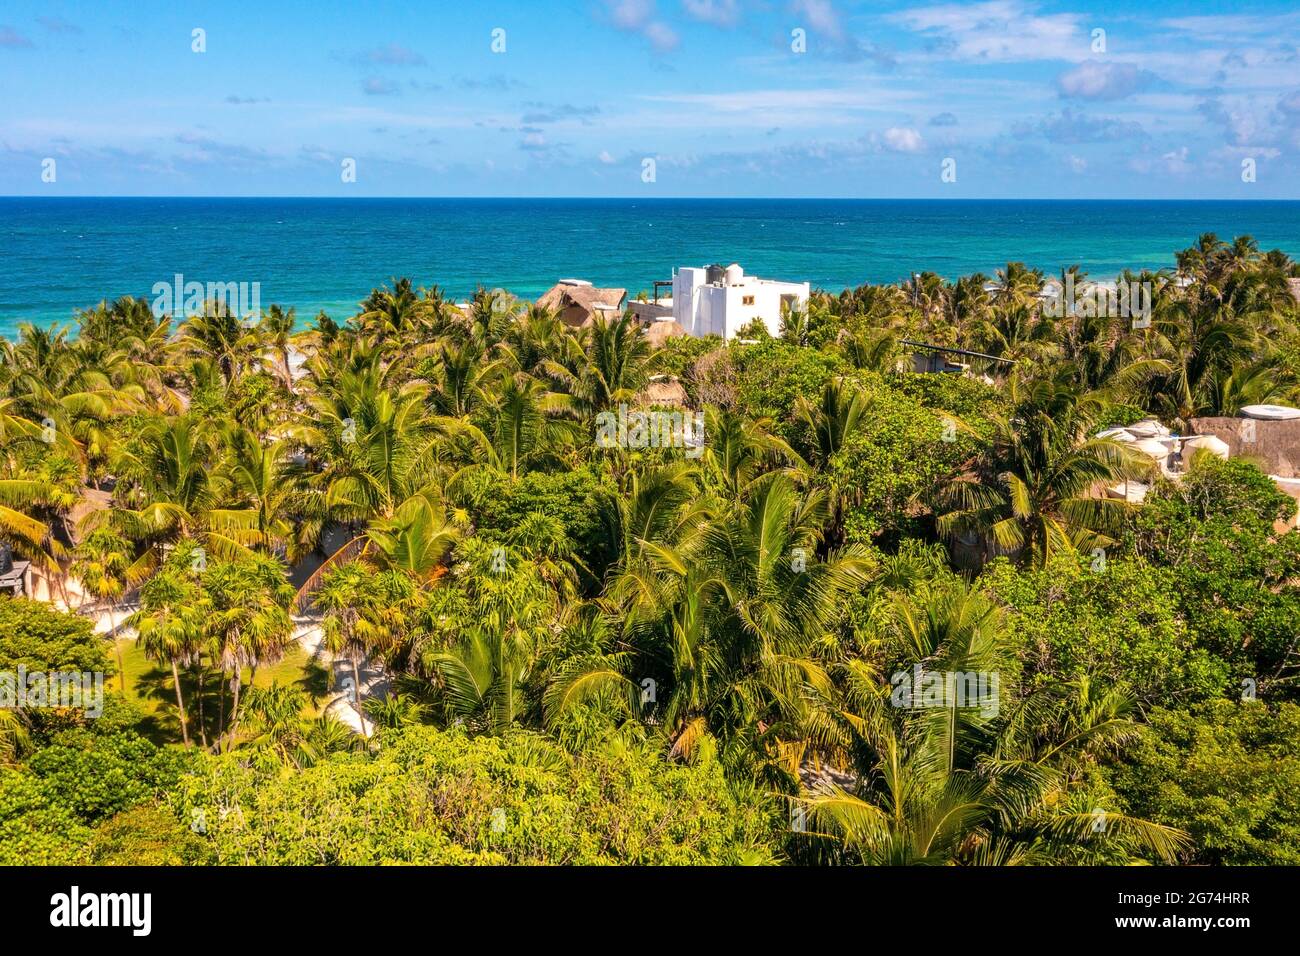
<box><xmin>4</xmin><ymin>195</ymin><xmax>1299</xmax><ymax>203</ymax></box>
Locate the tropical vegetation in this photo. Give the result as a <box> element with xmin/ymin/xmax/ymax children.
<box><xmin>1</xmin><ymin>234</ymin><xmax>1298</xmax><ymax>864</ymax></box>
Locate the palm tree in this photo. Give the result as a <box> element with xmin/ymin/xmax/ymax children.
<box><xmin>210</xmin><ymin>425</ymin><xmax>310</xmax><ymax>560</ymax></box>
<box><xmin>1141</xmin><ymin>295</ymin><xmax>1260</xmax><ymax>425</ymax></box>
<box><xmin>802</xmin><ymin>584</ymin><xmax>1188</xmax><ymax>864</ymax></box>
<box><xmin>590</xmin><ymin>475</ymin><xmax>873</xmax><ymax>782</ymax></box>
<box><xmin>0</xmin><ymin>454</ymin><xmax>58</xmax><ymax>570</ymax></box>
<box><xmin>315</xmin><ymin>563</ymin><xmax>419</xmax><ymax>737</ymax></box>
<box><xmin>295</xmin><ymin>371</ymin><xmax>450</xmax><ymax>601</ymax></box>
<box><xmin>547</xmin><ymin>313</ymin><xmax>651</xmax><ymax>414</ymax></box>
<box><xmin>176</xmin><ymin>307</ymin><xmax>265</xmax><ymax>387</ymax></box>
<box><xmin>796</xmin><ymin>376</ymin><xmax>869</xmax><ymax>471</ymax></box>
<box><xmin>258</xmin><ymin>305</ymin><xmax>297</xmax><ymax>387</ymax></box>
<box><xmin>0</xmin><ymin>709</ymin><xmax>30</xmax><ymax>765</ymax></box>
<box><xmin>101</xmin><ymin>414</ymin><xmax>227</xmax><ymax>575</ymax></box>
<box><xmin>991</xmin><ymin>262</ymin><xmax>1045</xmax><ymax>310</ymax></box>
<box><xmin>697</xmin><ymin>406</ymin><xmax>802</xmax><ymax>500</ymax></box>
<box><xmin>73</xmin><ymin>528</ymin><xmax>132</xmax><ymax>689</ymax></box>
<box><xmin>129</xmin><ymin>554</ymin><xmax>205</xmax><ymax>746</ymax></box>
<box><xmin>365</xmin><ymin>496</ymin><xmax>460</xmax><ymax>582</ymax></box>
<box><xmin>242</xmin><ymin>683</ymin><xmax>366</xmax><ymax>766</ymax></box>
<box><xmin>420</xmin><ymin>540</ymin><xmax>558</xmax><ymax>735</ymax></box>
<box><xmin>203</xmin><ymin>552</ymin><xmax>295</xmax><ymax>750</ymax></box>
<box><xmin>936</xmin><ymin>384</ymin><xmax>1144</xmax><ymax>566</ymax></box>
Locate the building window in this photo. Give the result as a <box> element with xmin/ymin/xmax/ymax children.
<box><xmin>742</xmin><ymin>295</ymin><xmax>755</xmax><ymax>305</ymax></box>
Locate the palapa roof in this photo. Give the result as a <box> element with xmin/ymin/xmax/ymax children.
<box><xmin>639</xmin><ymin>377</ymin><xmax>689</xmax><ymax>406</ymax></box>
<box><xmin>641</xmin><ymin>319</ymin><xmax>688</xmax><ymax>348</ymax></box>
<box><xmin>536</xmin><ymin>283</ymin><xmax>626</xmax><ymax>324</ymax></box>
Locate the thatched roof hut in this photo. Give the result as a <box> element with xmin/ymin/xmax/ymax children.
<box><xmin>642</xmin><ymin>319</ymin><xmax>688</xmax><ymax>349</ymax></box>
<box><xmin>536</xmin><ymin>282</ymin><xmax>626</xmax><ymax>328</ymax></box>
<box><xmin>638</xmin><ymin>375</ymin><xmax>689</xmax><ymax>407</ymax></box>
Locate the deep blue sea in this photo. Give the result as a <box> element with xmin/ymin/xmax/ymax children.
<box><xmin>3</xmin><ymin>197</ymin><xmax>1298</xmax><ymax>335</ymax></box>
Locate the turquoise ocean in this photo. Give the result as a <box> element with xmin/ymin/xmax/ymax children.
<box><xmin>3</xmin><ymin>197</ymin><xmax>1298</xmax><ymax>334</ymax></box>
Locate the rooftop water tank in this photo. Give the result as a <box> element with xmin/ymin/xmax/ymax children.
<box><xmin>1182</xmin><ymin>434</ymin><xmax>1231</xmax><ymax>459</ymax></box>
<box><xmin>1126</xmin><ymin>418</ymin><xmax>1169</xmax><ymax>438</ymax></box>
<box><xmin>725</xmin><ymin>263</ymin><xmax>744</xmax><ymax>285</ymax></box>
<box><xmin>1133</xmin><ymin>437</ymin><xmax>1172</xmax><ymax>460</ymax></box>
<box><xmin>1240</xmin><ymin>404</ymin><xmax>1300</xmax><ymax>421</ymax></box>
<box><xmin>705</xmin><ymin>264</ymin><xmax>726</xmax><ymax>285</ymax></box>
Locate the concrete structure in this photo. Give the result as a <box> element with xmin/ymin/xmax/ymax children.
<box><xmin>1188</xmin><ymin>414</ymin><xmax>1300</xmax><ymax>477</ymax></box>
<box><xmin>1094</xmin><ymin>409</ymin><xmax>1300</xmax><ymax>528</ymax></box>
<box><xmin>903</xmin><ymin>340</ymin><xmax>1014</xmax><ymax>377</ymax></box>
<box><xmin>668</xmin><ymin>263</ymin><xmax>809</xmax><ymax>339</ymax></box>
<box><xmin>0</xmin><ymin>544</ymin><xmax>30</xmax><ymax>597</ymax></box>
<box><xmin>628</xmin><ymin>300</ymin><xmax>672</xmax><ymax>323</ymax></box>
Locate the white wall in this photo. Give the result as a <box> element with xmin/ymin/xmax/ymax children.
<box><xmin>671</xmin><ymin>268</ymin><xmax>810</xmax><ymax>340</ymax></box>
<box><xmin>672</xmin><ymin>268</ymin><xmax>706</xmax><ymax>335</ymax></box>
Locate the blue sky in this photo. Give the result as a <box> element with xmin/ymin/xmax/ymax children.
<box><xmin>1</xmin><ymin>0</ymin><xmax>1298</xmax><ymax>198</ymax></box>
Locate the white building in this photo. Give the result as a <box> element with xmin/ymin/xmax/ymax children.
<box><xmin>669</xmin><ymin>263</ymin><xmax>809</xmax><ymax>339</ymax></box>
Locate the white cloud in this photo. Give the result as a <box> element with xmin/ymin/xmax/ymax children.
<box><xmin>362</xmin><ymin>77</ymin><xmax>399</xmax><ymax>96</ymax></box>
<box><xmin>891</xmin><ymin>0</ymin><xmax>1086</xmax><ymax>63</ymax></box>
<box><xmin>643</xmin><ymin>22</ymin><xmax>679</xmax><ymax>51</ymax></box>
<box><xmin>598</xmin><ymin>149</ymin><xmax>616</xmax><ymax>164</ymax></box>
<box><xmin>1160</xmin><ymin>13</ymin><xmax>1300</xmax><ymax>39</ymax></box>
<box><xmin>1056</xmin><ymin>62</ymin><xmax>1154</xmax><ymax>100</ymax></box>
<box><xmin>642</xmin><ymin>87</ymin><xmax>920</xmax><ymax>113</ymax></box>
<box><xmin>357</xmin><ymin>43</ymin><xmax>426</xmax><ymax>67</ymax></box>
<box><xmin>882</xmin><ymin>126</ymin><xmax>924</xmax><ymax>152</ymax></box>
<box><xmin>1160</xmin><ymin>146</ymin><xmax>1191</xmax><ymax>174</ymax></box>
<box><xmin>682</xmin><ymin>0</ymin><xmax>741</xmax><ymax>27</ymax></box>
<box><xmin>606</xmin><ymin>0</ymin><xmax>679</xmax><ymax>51</ymax></box>
<box><xmin>793</xmin><ymin>0</ymin><xmax>846</xmax><ymax>38</ymax></box>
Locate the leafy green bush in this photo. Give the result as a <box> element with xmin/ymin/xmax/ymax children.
<box><xmin>172</xmin><ymin>726</ymin><xmax>780</xmax><ymax>864</ymax></box>
<box><xmin>467</xmin><ymin>466</ymin><xmax>611</xmax><ymax>556</ymax></box>
<box><xmin>89</xmin><ymin>804</ymin><xmax>215</xmax><ymax>865</ymax></box>
<box><xmin>733</xmin><ymin>340</ymin><xmax>848</xmax><ymax>442</ymax></box>
<box><xmin>27</xmin><ymin>727</ymin><xmax>195</xmax><ymax>825</ymax></box>
<box><xmin>1110</xmin><ymin>700</ymin><xmax>1300</xmax><ymax>865</ymax></box>
<box><xmin>0</xmin><ymin>598</ymin><xmax>110</xmax><ymax>674</ymax></box>
<box><xmin>979</xmin><ymin>554</ymin><xmax>1231</xmax><ymax>705</ymax></box>
<box><xmin>0</xmin><ymin>709</ymin><xmax>198</xmax><ymax>864</ymax></box>
<box><xmin>0</xmin><ymin>768</ymin><xmax>91</xmax><ymax>865</ymax></box>
<box><xmin>829</xmin><ymin>383</ymin><xmax>975</xmax><ymax>544</ymax></box>
<box><xmin>1127</xmin><ymin>456</ymin><xmax>1300</xmax><ymax>698</ymax></box>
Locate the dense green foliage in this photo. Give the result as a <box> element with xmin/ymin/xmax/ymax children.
<box><xmin>172</xmin><ymin>725</ymin><xmax>777</xmax><ymax>864</ymax></box>
<box><xmin>1</xmin><ymin>235</ymin><xmax>1298</xmax><ymax>865</ymax></box>
<box><xmin>0</xmin><ymin>597</ymin><xmax>110</xmax><ymax>674</ymax></box>
<box><xmin>0</xmin><ymin>699</ymin><xmax>195</xmax><ymax>864</ymax></box>
<box><xmin>1111</xmin><ymin>701</ymin><xmax>1300</xmax><ymax>865</ymax></box>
